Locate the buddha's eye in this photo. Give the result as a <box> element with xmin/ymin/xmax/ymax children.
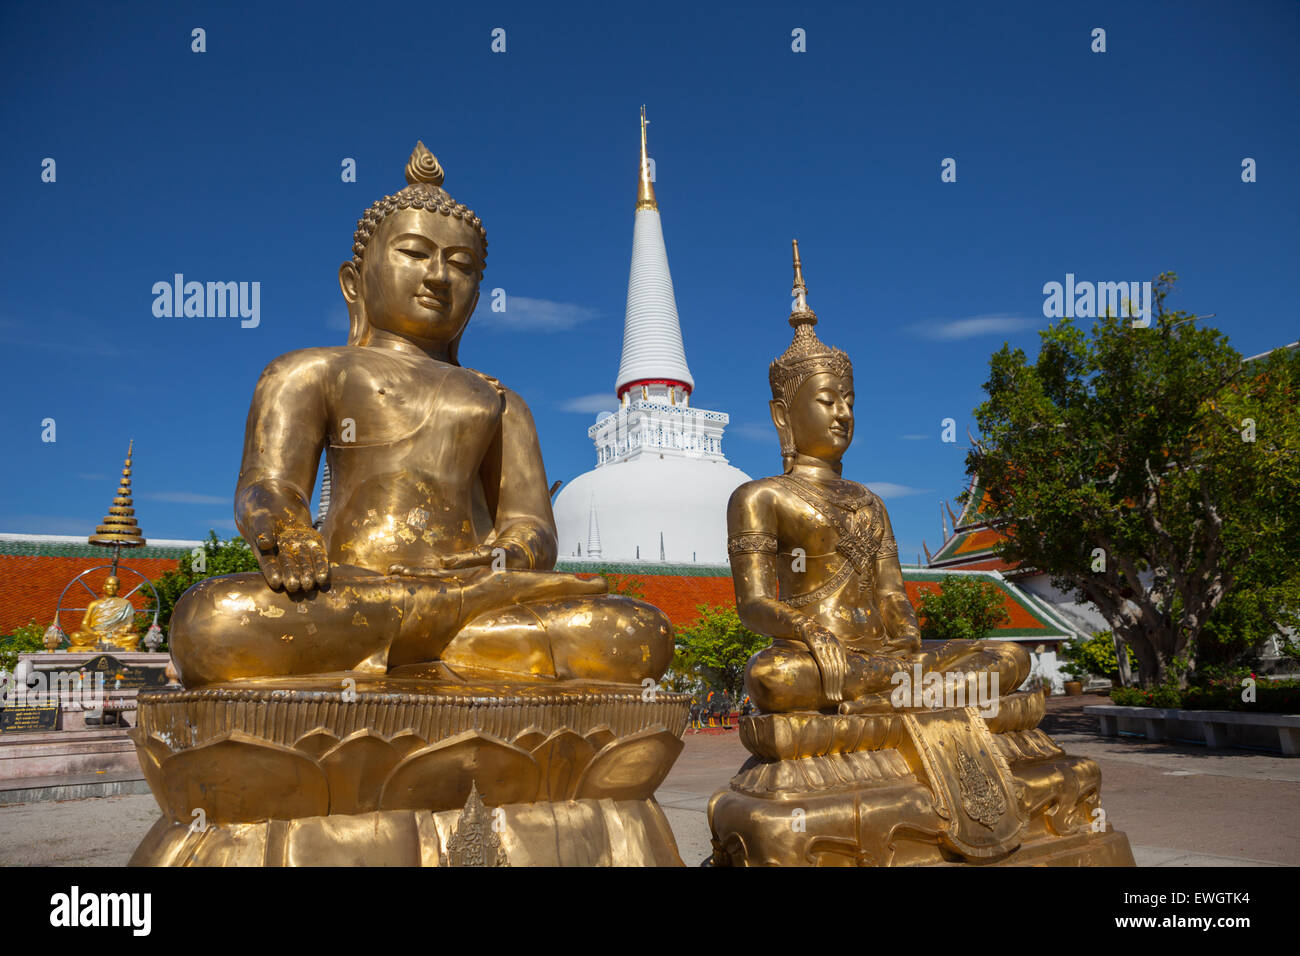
<box><xmin>448</xmin><ymin>255</ymin><xmax>474</xmax><ymax>273</ymax></box>
<box><xmin>398</xmin><ymin>248</ymin><xmax>429</xmax><ymax>260</ymax></box>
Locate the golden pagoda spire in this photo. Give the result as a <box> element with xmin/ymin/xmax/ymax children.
<box><xmin>88</xmin><ymin>440</ymin><xmax>146</xmax><ymax>549</ymax></box>
<box><xmin>636</xmin><ymin>105</ymin><xmax>658</xmax><ymax>211</ymax></box>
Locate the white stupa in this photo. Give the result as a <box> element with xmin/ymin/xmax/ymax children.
<box><xmin>553</xmin><ymin>109</ymin><xmax>751</xmax><ymax>564</ymax></box>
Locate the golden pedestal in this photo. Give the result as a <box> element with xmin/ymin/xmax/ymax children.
<box><xmin>708</xmin><ymin>691</ymin><xmax>1135</xmax><ymax>866</ymax></box>
<box><xmin>129</xmin><ymin>678</ymin><xmax>689</xmax><ymax>866</ymax></box>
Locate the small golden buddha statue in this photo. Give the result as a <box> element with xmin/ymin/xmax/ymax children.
<box><xmin>70</xmin><ymin>576</ymin><xmax>141</xmax><ymax>651</ymax></box>
<box><xmin>727</xmin><ymin>241</ymin><xmax>1029</xmax><ymax>714</ymax></box>
<box><xmin>169</xmin><ymin>143</ymin><xmax>673</xmax><ymax>688</ymax></box>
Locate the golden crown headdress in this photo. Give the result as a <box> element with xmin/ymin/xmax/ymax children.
<box><xmin>768</xmin><ymin>240</ymin><xmax>852</xmax><ymax>404</ymax></box>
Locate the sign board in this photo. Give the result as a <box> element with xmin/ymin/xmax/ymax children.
<box><xmin>76</xmin><ymin>654</ymin><xmax>169</xmax><ymax>689</ymax></box>
<box><xmin>0</xmin><ymin>701</ymin><xmax>59</xmax><ymax>733</ymax></box>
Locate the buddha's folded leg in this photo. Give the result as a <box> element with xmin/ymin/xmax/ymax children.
<box><xmin>386</xmin><ymin>568</ymin><xmax>608</xmax><ymax>668</ymax></box>
<box><xmin>745</xmin><ymin>640</ymin><xmax>910</xmax><ymax>714</ymax></box>
<box><xmin>169</xmin><ymin>568</ymin><xmax>461</xmax><ymax>686</ymax></box>
<box><xmin>916</xmin><ymin>639</ymin><xmax>1032</xmax><ymax>693</ymax></box>
<box><xmin>439</xmin><ymin>595</ymin><xmax>673</xmax><ymax>683</ymax></box>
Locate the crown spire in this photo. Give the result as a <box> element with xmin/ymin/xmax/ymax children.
<box><xmin>88</xmin><ymin>440</ymin><xmax>146</xmax><ymax>548</ymax></box>
<box><xmin>769</xmin><ymin>240</ymin><xmax>852</xmax><ymax>404</ymax></box>
<box><xmin>637</xmin><ymin>106</ymin><xmax>657</xmax><ymax>211</ymax></box>
<box><xmin>789</xmin><ymin>238</ymin><xmax>816</xmax><ymax>327</ymax></box>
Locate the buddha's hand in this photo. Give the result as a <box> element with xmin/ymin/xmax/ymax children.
<box><xmin>884</xmin><ymin>630</ymin><xmax>923</xmax><ymax>655</ymax></box>
<box><xmin>795</xmin><ymin>618</ymin><xmax>847</xmax><ymax>703</ymax></box>
<box><xmin>251</xmin><ymin>521</ymin><xmax>330</xmax><ymax>593</ymax></box>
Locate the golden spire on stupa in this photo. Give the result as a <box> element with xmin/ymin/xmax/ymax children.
<box><xmin>636</xmin><ymin>105</ymin><xmax>658</xmax><ymax>211</ymax></box>
<box><xmin>88</xmin><ymin>440</ymin><xmax>146</xmax><ymax>548</ymax></box>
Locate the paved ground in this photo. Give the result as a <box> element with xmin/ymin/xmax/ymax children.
<box><xmin>1</xmin><ymin>693</ymin><xmax>1295</xmax><ymax>866</ymax></box>
<box><xmin>662</xmin><ymin>693</ymin><xmax>1299</xmax><ymax>866</ymax></box>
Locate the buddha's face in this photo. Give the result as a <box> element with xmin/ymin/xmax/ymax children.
<box><xmin>344</xmin><ymin>208</ymin><xmax>483</xmax><ymax>346</ymax></box>
<box><xmin>103</xmin><ymin>577</ymin><xmax>120</xmax><ymax>597</ymax></box>
<box><xmin>778</xmin><ymin>372</ymin><xmax>854</xmax><ymax>461</ymax></box>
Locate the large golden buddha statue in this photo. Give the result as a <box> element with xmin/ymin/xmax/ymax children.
<box><xmin>707</xmin><ymin>243</ymin><xmax>1133</xmax><ymax>867</ymax></box>
<box><xmin>168</xmin><ymin>143</ymin><xmax>672</xmax><ymax>688</ymax></box>
<box><xmin>69</xmin><ymin>576</ymin><xmax>140</xmax><ymax>651</ymax></box>
<box><xmin>727</xmin><ymin>241</ymin><xmax>1029</xmax><ymax>715</ymax></box>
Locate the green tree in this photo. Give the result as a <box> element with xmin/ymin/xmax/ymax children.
<box><xmin>0</xmin><ymin>622</ymin><xmax>47</xmax><ymax>673</ymax></box>
<box><xmin>968</xmin><ymin>274</ymin><xmax>1300</xmax><ymax>688</ymax></box>
<box><xmin>595</xmin><ymin>570</ymin><xmax>646</xmax><ymax>599</ymax></box>
<box><xmin>152</xmin><ymin>531</ymin><xmax>261</xmax><ymax>635</ymax></box>
<box><xmin>914</xmin><ymin>575</ymin><xmax>1010</xmax><ymax>642</ymax></box>
<box><xmin>1059</xmin><ymin>630</ymin><xmax>1134</xmax><ymax>681</ymax></box>
<box><xmin>674</xmin><ymin>604</ymin><xmax>769</xmax><ymax>700</ymax></box>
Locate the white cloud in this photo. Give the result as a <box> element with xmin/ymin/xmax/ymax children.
<box><xmin>0</xmin><ymin>514</ymin><xmax>95</xmax><ymax>535</ymax></box>
<box><xmin>142</xmin><ymin>491</ymin><xmax>228</xmax><ymax>505</ymax></box>
<box><xmin>479</xmin><ymin>297</ymin><xmax>599</xmax><ymax>332</ymax></box>
<box><xmin>864</xmin><ymin>482</ymin><xmax>930</xmax><ymax>499</ymax></box>
<box><xmin>915</xmin><ymin>314</ymin><xmax>1034</xmax><ymax>340</ymax></box>
<box><xmin>560</xmin><ymin>393</ymin><xmax>617</xmax><ymax>414</ymax></box>
<box><xmin>733</xmin><ymin>422</ymin><xmax>775</xmax><ymax>442</ymax></box>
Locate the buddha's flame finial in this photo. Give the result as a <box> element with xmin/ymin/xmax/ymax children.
<box><xmin>405</xmin><ymin>141</ymin><xmax>445</xmax><ymax>188</ymax></box>
<box><xmin>789</xmin><ymin>238</ymin><xmax>816</xmax><ymax>328</ymax></box>
<box><xmin>770</xmin><ymin>239</ymin><xmax>850</xmax><ymax>404</ymax></box>
<box><xmin>791</xmin><ymin>239</ymin><xmax>811</xmax><ymax>318</ymax></box>
<box><xmin>637</xmin><ymin>106</ymin><xmax>658</xmax><ymax>211</ymax></box>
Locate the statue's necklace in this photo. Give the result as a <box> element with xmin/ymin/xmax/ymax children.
<box><xmin>778</xmin><ymin>474</ymin><xmax>869</xmax><ymax>513</ymax></box>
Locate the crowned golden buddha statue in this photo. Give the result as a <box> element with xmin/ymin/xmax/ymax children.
<box><xmin>132</xmin><ymin>138</ymin><xmax>690</xmax><ymax>868</ymax></box>
<box><xmin>727</xmin><ymin>242</ymin><xmax>1030</xmax><ymax>715</ymax></box>
<box><xmin>707</xmin><ymin>243</ymin><xmax>1133</xmax><ymax>867</ymax></box>
<box><xmin>69</xmin><ymin>576</ymin><xmax>140</xmax><ymax>651</ymax></box>
<box><xmin>168</xmin><ymin>142</ymin><xmax>673</xmax><ymax>688</ymax></box>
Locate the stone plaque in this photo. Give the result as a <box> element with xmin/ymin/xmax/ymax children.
<box><xmin>0</xmin><ymin>702</ymin><xmax>59</xmax><ymax>733</ymax></box>
<box><xmin>78</xmin><ymin>654</ymin><xmax>169</xmax><ymax>689</ymax></box>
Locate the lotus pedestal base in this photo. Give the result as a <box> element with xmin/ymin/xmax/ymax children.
<box><xmin>128</xmin><ymin>677</ymin><xmax>689</xmax><ymax>866</ymax></box>
<box><xmin>708</xmin><ymin>691</ymin><xmax>1135</xmax><ymax>867</ymax></box>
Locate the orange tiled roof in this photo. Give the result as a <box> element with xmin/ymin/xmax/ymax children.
<box><xmin>1</xmin><ymin>549</ymin><xmax>1071</xmax><ymax>644</ymax></box>
<box><xmin>0</xmin><ymin>554</ymin><xmax>180</xmax><ymax>634</ymax></box>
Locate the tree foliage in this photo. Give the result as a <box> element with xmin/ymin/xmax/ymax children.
<box><xmin>1059</xmin><ymin>630</ymin><xmax>1133</xmax><ymax>681</ymax></box>
<box><xmin>152</xmin><ymin>531</ymin><xmax>261</xmax><ymax>633</ymax></box>
<box><xmin>673</xmin><ymin>604</ymin><xmax>769</xmax><ymax>700</ymax></box>
<box><xmin>914</xmin><ymin>575</ymin><xmax>1010</xmax><ymax>642</ymax></box>
<box><xmin>0</xmin><ymin>622</ymin><xmax>47</xmax><ymax>673</ymax></box>
<box><xmin>968</xmin><ymin>274</ymin><xmax>1300</xmax><ymax>687</ymax></box>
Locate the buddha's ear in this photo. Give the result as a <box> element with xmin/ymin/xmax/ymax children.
<box><xmin>338</xmin><ymin>262</ymin><xmax>369</xmax><ymax>346</ymax></box>
<box><xmin>769</xmin><ymin>398</ymin><xmax>789</xmax><ymax>432</ymax></box>
<box><xmin>446</xmin><ymin>288</ymin><xmax>480</xmax><ymax>367</ymax></box>
<box><xmin>770</xmin><ymin>399</ymin><xmax>796</xmax><ymax>472</ymax></box>
<box><xmin>338</xmin><ymin>261</ymin><xmax>360</xmax><ymax>303</ymax></box>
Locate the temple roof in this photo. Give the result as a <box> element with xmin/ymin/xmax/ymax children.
<box><xmin>927</xmin><ymin>476</ymin><xmax>1019</xmax><ymax>573</ymax></box>
<box><xmin>614</xmin><ymin>108</ymin><xmax>694</xmax><ymax>397</ymax></box>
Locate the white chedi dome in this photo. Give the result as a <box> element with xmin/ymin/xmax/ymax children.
<box><xmin>554</xmin><ymin>456</ymin><xmax>751</xmax><ymax>564</ymax></box>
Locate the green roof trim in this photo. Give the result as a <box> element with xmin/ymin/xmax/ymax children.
<box><xmin>555</xmin><ymin>560</ymin><xmax>730</xmax><ymax>577</ymax></box>
<box><xmin>0</xmin><ymin>541</ymin><xmax>191</xmax><ymax>561</ymax></box>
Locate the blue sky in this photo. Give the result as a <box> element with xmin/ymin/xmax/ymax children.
<box><xmin>1</xmin><ymin>0</ymin><xmax>1296</xmax><ymax>564</ymax></box>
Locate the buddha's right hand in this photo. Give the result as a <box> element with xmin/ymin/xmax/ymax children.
<box><xmin>250</xmin><ymin>520</ymin><xmax>330</xmax><ymax>593</ymax></box>
<box><xmin>795</xmin><ymin>618</ymin><xmax>846</xmax><ymax>703</ymax></box>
